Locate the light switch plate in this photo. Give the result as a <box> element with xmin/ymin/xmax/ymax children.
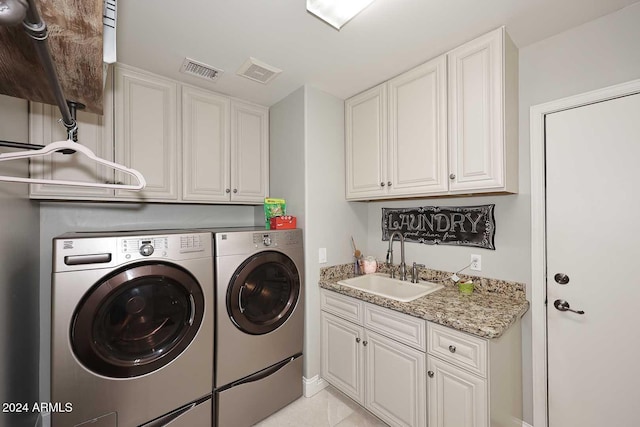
<box><xmin>319</xmin><ymin>247</ymin><xmax>327</xmax><ymax>264</ymax></box>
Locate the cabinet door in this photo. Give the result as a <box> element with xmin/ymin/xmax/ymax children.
<box><xmin>365</xmin><ymin>330</ymin><xmax>426</xmax><ymax>427</ymax></box>
<box><xmin>114</xmin><ymin>65</ymin><xmax>179</xmax><ymax>200</ymax></box>
<box><xmin>182</xmin><ymin>86</ymin><xmax>230</xmax><ymax>202</ymax></box>
<box><xmin>448</xmin><ymin>27</ymin><xmax>505</xmax><ymax>193</ymax></box>
<box><xmin>321</xmin><ymin>312</ymin><xmax>365</xmax><ymax>405</ymax></box>
<box><xmin>230</xmin><ymin>100</ymin><xmax>268</xmax><ymax>203</ymax></box>
<box><xmin>29</xmin><ymin>68</ymin><xmax>114</xmax><ymax>199</ymax></box>
<box><xmin>345</xmin><ymin>84</ymin><xmax>387</xmax><ymax>200</ymax></box>
<box><xmin>428</xmin><ymin>356</ymin><xmax>488</xmax><ymax>427</ymax></box>
<box><xmin>388</xmin><ymin>55</ymin><xmax>448</xmax><ymax>196</ymax></box>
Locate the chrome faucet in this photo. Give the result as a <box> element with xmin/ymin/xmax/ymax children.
<box><xmin>386</xmin><ymin>231</ymin><xmax>407</xmax><ymax>281</ymax></box>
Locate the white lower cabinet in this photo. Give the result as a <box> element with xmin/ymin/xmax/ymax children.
<box><xmin>321</xmin><ymin>311</ymin><xmax>365</xmax><ymax>404</ymax></box>
<box><xmin>321</xmin><ymin>290</ymin><xmax>523</xmax><ymax>427</ymax></box>
<box><xmin>427</xmin><ymin>322</ymin><xmax>522</xmax><ymax>427</ymax></box>
<box><xmin>321</xmin><ymin>291</ymin><xmax>426</xmax><ymax>427</ymax></box>
<box><xmin>365</xmin><ymin>329</ymin><xmax>426</xmax><ymax>427</ymax></box>
<box><xmin>427</xmin><ymin>356</ymin><xmax>487</xmax><ymax>427</ymax></box>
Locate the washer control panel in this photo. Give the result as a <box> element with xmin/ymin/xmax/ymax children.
<box><xmin>120</xmin><ymin>234</ymin><xmax>207</xmax><ymax>261</ymax></box>
<box><xmin>123</xmin><ymin>237</ymin><xmax>168</xmax><ymax>257</ymax></box>
<box><xmin>54</xmin><ymin>232</ymin><xmax>212</xmax><ymax>272</ymax></box>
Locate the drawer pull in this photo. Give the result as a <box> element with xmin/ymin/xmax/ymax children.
<box><xmin>427</xmin><ymin>371</ymin><xmax>434</xmax><ymax>378</ymax></box>
<box><xmin>355</xmin><ymin>338</ymin><xmax>361</xmax><ymax>343</ymax></box>
<box><xmin>449</xmin><ymin>345</ymin><xmax>456</xmax><ymax>353</ymax></box>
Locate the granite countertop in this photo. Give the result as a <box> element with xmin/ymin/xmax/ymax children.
<box><xmin>319</xmin><ymin>264</ymin><xmax>529</xmax><ymax>339</ymax></box>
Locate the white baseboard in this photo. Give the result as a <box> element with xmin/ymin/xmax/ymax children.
<box><xmin>303</xmin><ymin>375</ymin><xmax>328</xmax><ymax>397</ymax></box>
<box><xmin>523</xmin><ymin>421</ymin><xmax>533</xmax><ymax>427</ymax></box>
<box><xmin>35</xmin><ymin>412</ymin><xmax>49</xmax><ymax>427</ymax></box>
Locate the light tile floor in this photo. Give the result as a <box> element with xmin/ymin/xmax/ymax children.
<box><xmin>254</xmin><ymin>386</ymin><xmax>388</xmax><ymax>427</ymax></box>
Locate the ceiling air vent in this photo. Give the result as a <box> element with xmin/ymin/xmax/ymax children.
<box><xmin>180</xmin><ymin>58</ymin><xmax>223</xmax><ymax>82</ymax></box>
<box><xmin>236</xmin><ymin>57</ymin><xmax>282</xmax><ymax>84</ymax></box>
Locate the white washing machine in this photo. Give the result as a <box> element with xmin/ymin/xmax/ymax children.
<box><xmin>51</xmin><ymin>230</ymin><xmax>214</xmax><ymax>427</ymax></box>
<box><xmin>210</xmin><ymin>227</ymin><xmax>304</xmax><ymax>427</ymax></box>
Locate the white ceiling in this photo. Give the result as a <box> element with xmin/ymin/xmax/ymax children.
<box><xmin>117</xmin><ymin>0</ymin><xmax>639</xmax><ymax>107</ymax></box>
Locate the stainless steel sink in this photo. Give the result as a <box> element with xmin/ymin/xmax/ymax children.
<box><xmin>337</xmin><ymin>273</ymin><xmax>443</xmax><ymax>302</ymax></box>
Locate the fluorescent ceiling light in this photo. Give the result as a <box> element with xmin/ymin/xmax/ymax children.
<box><xmin>307</xmin><ymin>0</ymin><xmax>377</xmax><ymax>30</ymax></box>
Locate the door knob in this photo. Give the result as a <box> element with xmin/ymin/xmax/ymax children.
<box><xmin>449</xmin><ymin>173</ymin><xmax>456</xmax><ymax>180</ymax></box>
<box><xmin>554</xmin><ymin>273</ymin><xmax>570</xmax><ymax>285</ymax></box>
<box><xmin>448</xmin><ymin>345</ymin><xmax>456</xmax><ymax>353</ymax></box>
<box><xmin>553</xmin><ymin>299</ymin><xmax>584</xmax><ymax>315</ymax></box>
<box><xmin>355</xmin><ymin>338</ymin><xmax>361</xmax><ymax>343</ymax></box>
<box><xmin>427</xmin><ymin>371</ymin><xmax>434</xmax><ymax>378</ymax></box>
<box><xmin>363</xmin><ymin>341</ymin><xmax>368</xmax><ymax>346</ymax></box>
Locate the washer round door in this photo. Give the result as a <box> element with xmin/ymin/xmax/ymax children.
<box><xmin>71</xmin><ymin>262</ymin><xmax>205</xmax><ymax>378</ymax></box>
<box><xmin>227</xmin><ymin>251</ymin><xmax>301</xmax><ymax>335</ymax></box>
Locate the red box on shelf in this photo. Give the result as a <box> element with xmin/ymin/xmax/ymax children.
<box><xmin>269</xmin><ymin>216</ymin><xmax>297</xmax><ymax>230</ymax></box>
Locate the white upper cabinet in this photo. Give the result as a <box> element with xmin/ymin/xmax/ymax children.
<box><xmin>230</xmin><ymin>100</ymin><xmax>269</xmax><ymax>203</ymax></box>
<box><xmin>182</xmin><ymin>85</ymin><xmax>230</xmax><ymax>202</ymax></box>
<box><xmin>114</xmin><ymin>64</ymin><xmax>179</xmax><ymax>200</ymax></box>
<box><xmin>447</xmin><ymin>27</ymin><xmax>518</xmax><ymax>194</ymax></box>
<box><xmin>345</xmin><ymin>84</ymin><xmax>387</xmax><ymax>199</ymax></box>
<box><xmin>27</xmin><ymin>64</ymin><xmax>268</xmax><ymax>205</ymax></box>
<box><xmin>388</xmin><ymin>55</ymin><xmax>448</xmax><ymax>196</ymax></box>
<box><xmin>29</xmin><ymin>68</ymin><xmax>115</xmax><ymax>199</ymax></box>
<box><xmin>345</xmin><ymin>27</ymin><xmax>518</xmax><ymax>201</ymax></box>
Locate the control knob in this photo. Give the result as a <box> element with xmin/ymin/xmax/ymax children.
<box><xmin>263</xmin><ymin>236</ymin><xmax>272</xmax><ymax>247</ymax></box>
<box><xmin>139</xmin><ymin>244</ymin><xmax>154</xmax><ymax>257</ymax></box>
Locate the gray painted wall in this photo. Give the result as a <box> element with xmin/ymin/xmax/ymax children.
<box><xmin>303</xmin><ymin>86</ymin><xmax>368</xmax><ymax>381</ymax></box>
<box><xmin>364</xmin><ymin>3</ymin><xmax>640</xmax><ymax>423</ymax></box>
<box><xmin>517</xmin><ymin>4</ymin><xmax>640</xmax><ymax>422</ymax></box>
<box><xmin>0</xmin><ymin>95</ymin><xmax>40</xmax><ymax>427</ymax></box>
<box><xmin>38</xmin><ymin>202</ymin><xmax>257</xmax><ymax>402</ymax></box>
<box><xmin>269</xmin><ymin>86</ymin><xmax>368</xmax><ymax>380</ymax></box>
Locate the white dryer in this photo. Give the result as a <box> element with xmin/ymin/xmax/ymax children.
<box><xmin>51</xmin><ymin>230</ymin><xmax>213</xmax><ymax>427</ymax></box>
<box><xmin>211</xmin><ymin>228</ymin><xmax>304</xmax><ymax>427</ymax></box>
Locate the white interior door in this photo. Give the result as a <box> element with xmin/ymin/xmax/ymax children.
<box><xmin>546</xmin><ymin>92</ymin><xmax>640</xmax><ymax>426</ymax></box>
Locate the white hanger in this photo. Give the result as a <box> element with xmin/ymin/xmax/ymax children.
<box><xmin>0</xmin><ymin>139</ymin><xmax>146</xmax><ymax>190</ymax></box>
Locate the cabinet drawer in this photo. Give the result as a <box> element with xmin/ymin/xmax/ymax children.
<box><xmin>320</xmin><ymin>290</ymin><xmax>364</xmax><ymax>325</ymax></box>
<box><xmin>427</xmin><ymin>323</ymin><xmax>487</xmax><ymax>377</ymax></box>
<box><xmin>364</xmin><ymin>304</ymin><xmax>426</xmax><ymax>352</ymax></box>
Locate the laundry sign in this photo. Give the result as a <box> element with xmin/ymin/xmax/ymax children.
<box><xmin>381</xmin><ymin>204</ymin><xmax>495</xmax><ymax>250</ymax></box>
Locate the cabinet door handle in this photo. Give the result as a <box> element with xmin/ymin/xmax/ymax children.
<box><xmin>387</xmin><ymin>181</ymin><xmax>392</xmax><ymax>187</ymax></box>
<box><xmin>427</xmin><ymin>371</ymin><xmax>434</xmax><ymax>378</ymax></box>
<box><xmin>226</xmin><ymin>189</ymin><xmax>231</xmax><ymax>193</ymax></box>
<box><xmin>233</xmin><ymin>189</ymin><xmax>238</xmax><ymax>193</ymax></box>
<box><xmin>448</xmin><ymin>345</ymin><xmax>456</xmax><ymax>353</ymax></box>
<box><xmin>363</xmin><ymin>341</ymin><xmax>368</xmax><ymax>346</ymax></box>
<box><xmin>380</xmin><ymin>182</ymin><xmax>385</xmax><ymax>187</ymax></box>
<box><xmin>449</xmin><ymin>173</ymin><xmax>456</xmax><ymax>180</ymax></box>
<box><xmin>355</xmin><ymin>338</ymin><xmax>361</xmax><ymax>343</ymax></box>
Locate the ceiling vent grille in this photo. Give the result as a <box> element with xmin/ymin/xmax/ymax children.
<box><xmin>237</xmin><ymin>57</ymin><xmax>282</xmax><ymax>84</ymax></box>
<box><xmin>180</xmin><ymin>58</ymin><xmax>223</xmax><ymax>82</ymax></box>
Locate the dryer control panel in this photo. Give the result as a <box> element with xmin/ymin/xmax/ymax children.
<box><xmin>252</xmin><ymin>230</ymin><xmax>301</xmax><ymax>249</ymax></box>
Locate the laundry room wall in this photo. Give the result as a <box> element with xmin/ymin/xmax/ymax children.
<box><xmin>270</xmin><ymin>85</ymin><xmax>368</xmax><ymax>392</ymax></box>
<box><xmin>0</xmin><ymin>95</ymin><xmax>40</xmax><ymax>427</ymax></box>
<box><xmin>364</xmin><ymin>4</ymin><xmax>640</xmax><ymax>424</ymax></box>
<box><xmin>37</xmin><ymin>202</ymin><xmax>257</xmax><ymax>402</ymax></box>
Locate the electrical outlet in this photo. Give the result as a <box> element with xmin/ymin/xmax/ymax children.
<box><xmin>319</xmin><ymin>248</ymin><xmax>327</xmax><ymax>264</ymax></box>
<box><xmin>470</xmin><ymin>254</ymin><xmax>482</xmax><ymax>271</ymax></box>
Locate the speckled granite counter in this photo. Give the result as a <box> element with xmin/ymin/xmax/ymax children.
<box><xmin>319</xmin><ymin>264</ymin><xmax>529</xmax><ymax>339</ymax></box>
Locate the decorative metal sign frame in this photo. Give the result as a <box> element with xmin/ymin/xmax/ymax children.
<box><xmin>381</xmin><ymin>204</ymin><xmax>495</xmax><ymax>250</ymax></box>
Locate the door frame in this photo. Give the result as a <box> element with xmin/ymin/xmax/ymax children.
<box><xmin>530</xmin><ymin>78</ymin><xmax>640</xmax><ymax>427</ymax></box>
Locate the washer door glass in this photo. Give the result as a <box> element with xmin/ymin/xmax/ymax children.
<box><xmin>227</xmin><ymin>251</ymin><xmax>300</xmax><ymax>335</ymax></box>
<box><xmin>71</xmin><ymin>263</ymin><xmax>204</xmax><ymax>378</ymax></box>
